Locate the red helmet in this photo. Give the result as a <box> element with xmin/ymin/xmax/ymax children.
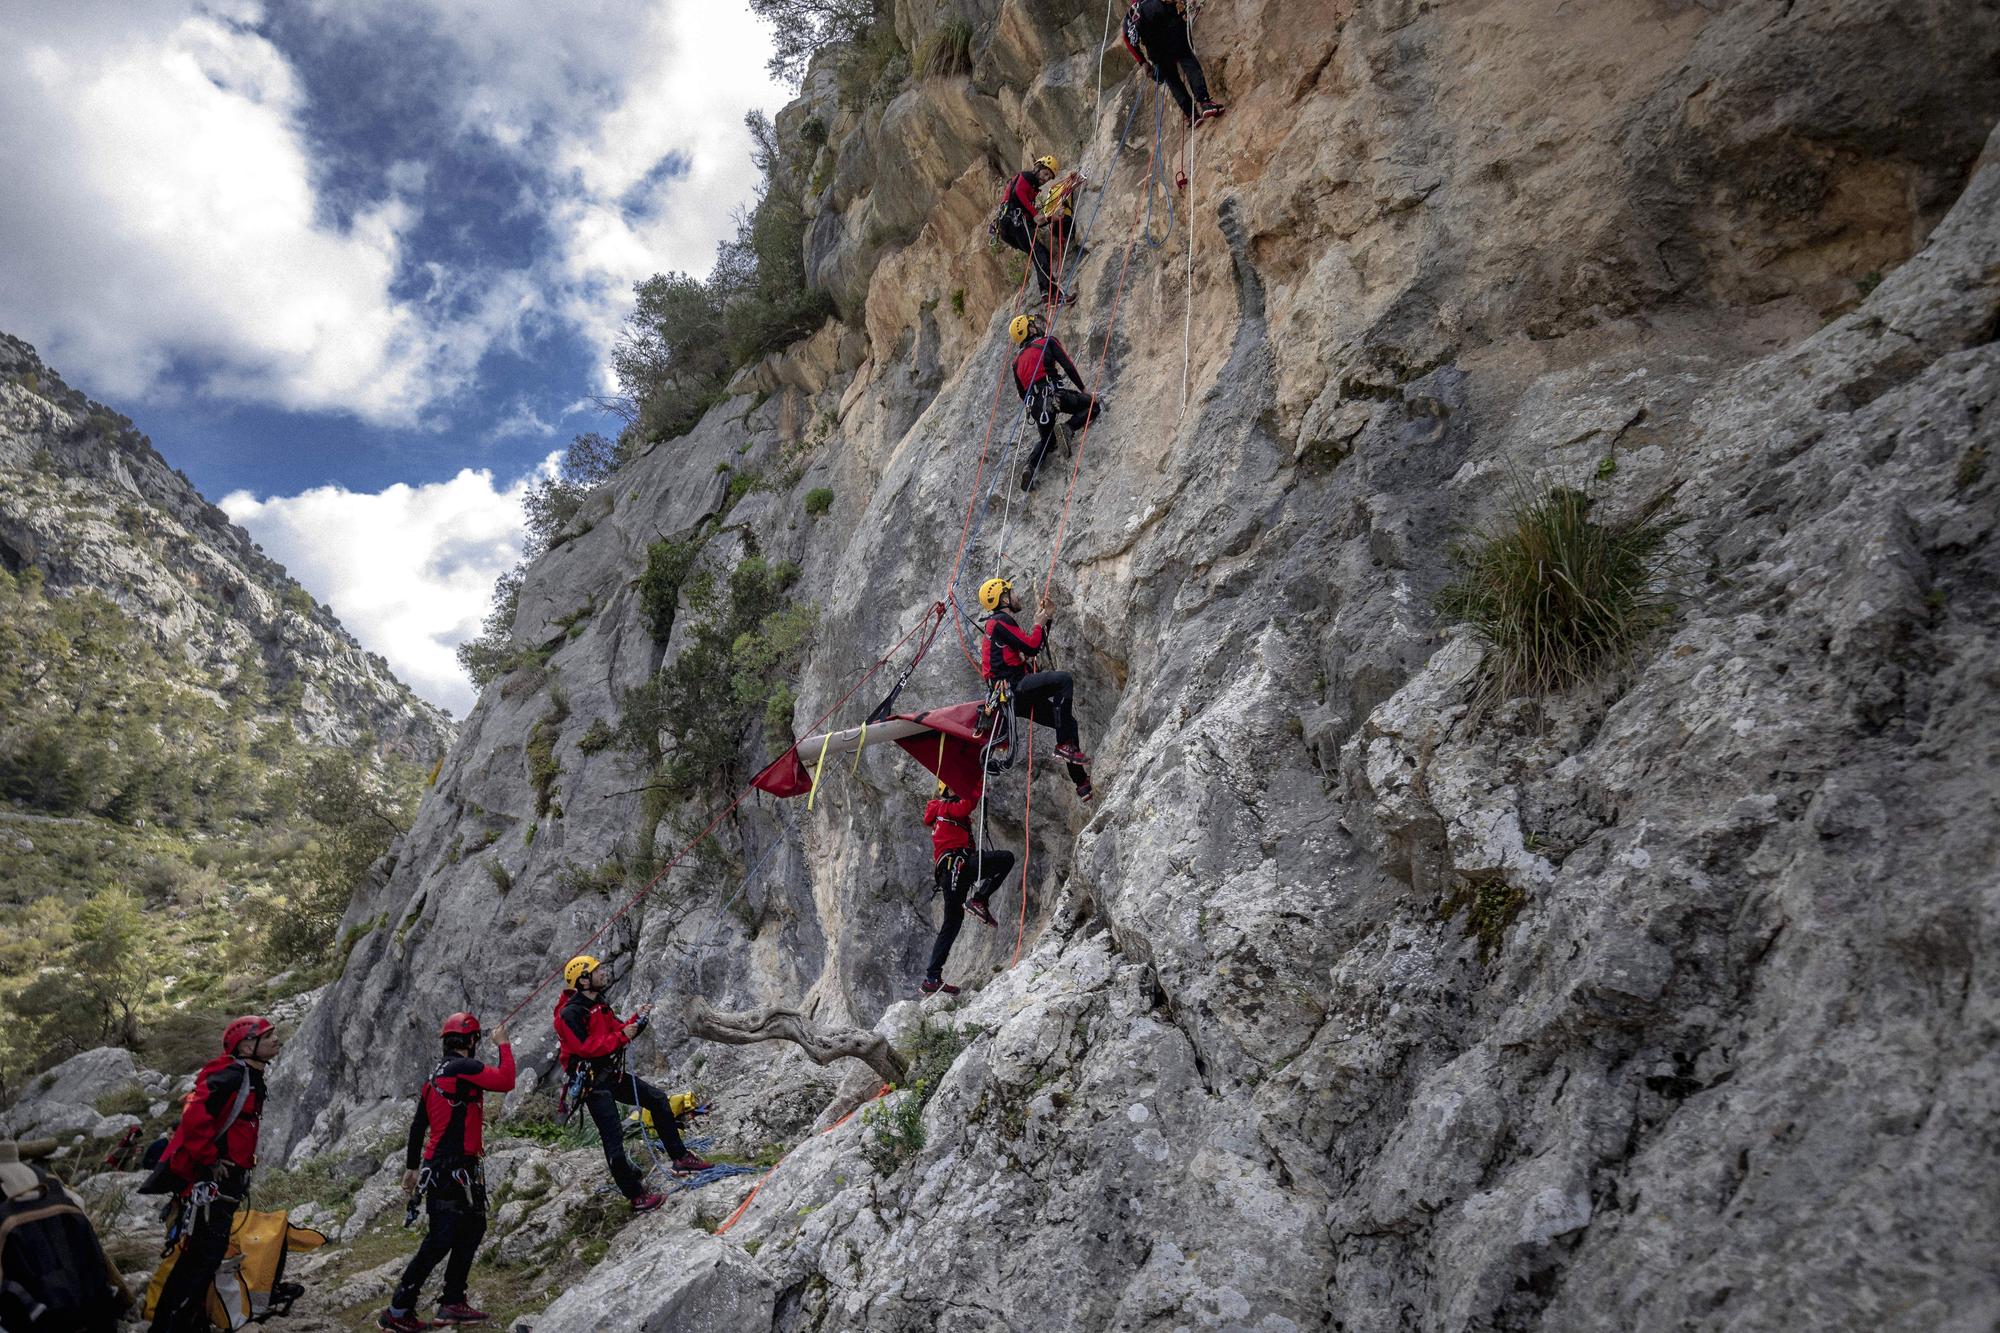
<box><xmin>440</xmin><ymin>1012</ymin><xmax>481</xmax><ymax>1039</ymax></box>
<box><xmin>222</xmin><ymin>1015</ymin><xmax>274</xmax><ymax>1055</ymax></box>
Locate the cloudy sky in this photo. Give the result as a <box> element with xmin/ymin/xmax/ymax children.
<box><xmin>0</xmin><ymin>0</ymin><xmax>788</xmax><ymax>713</ymax></box>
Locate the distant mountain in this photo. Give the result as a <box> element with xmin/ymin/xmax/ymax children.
<box><xmin>0</xmin><ymin>332</ymin><xmax>452</xmax><ymax>758</ymax></box>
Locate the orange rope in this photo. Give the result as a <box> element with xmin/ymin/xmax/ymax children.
<box><xmin>714</xmin><ymin>1082</ymin><xmax>892</xmax><ymax>1236</ymax></box>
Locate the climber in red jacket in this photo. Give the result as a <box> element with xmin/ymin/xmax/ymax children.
<box><xmin>979</xmin><ymin>575</ymin><xmax>1093</xmax><ymax>802</ymax></box>
<box><xmin>148</xmin><ymin>1015</ymin><xmax>279</xmax><ymax>1333</ymax></box>
<box><xmin>378</xmin><ymin>1014</ymin><xmax>516</xmax><ymax>1331</ymax></box>
<box><xmin>919</xmin><ymin>786</ymin><xmax>1019</xmax><ymax>996</ymax></box>
<box><xmin>554</xmin><ymin>956</ymin><xmax>710</xmax><ymax>1210</ymax></box>
<box><xmin>1009</xmin><ymin>312</ymin><xmax>1103</xmax><ymax>493</ymax></box>
<box><xmin>1124</xmin><ymin>0</ymin><xmax>1225</xmax><ymax>125</ymax></box>
<box><xmin>993</xmin><ymin>156</ymin><xmax>1072</xmax><ymax>308</ymax></box>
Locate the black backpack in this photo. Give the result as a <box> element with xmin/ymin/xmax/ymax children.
<box><xmin>0</xmin><ymin>1169</ymin><xmax>130</xmax><ymax>1332</ymax></box>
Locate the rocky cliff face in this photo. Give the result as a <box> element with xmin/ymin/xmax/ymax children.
<box><xmin>0</xmin><ymin>333</ymin><xmax>453</xmax><ymax>757</ymax></box>
<box><xmin>263</xmin><ymin>1</ymin><xmax>2000</xmax><ymax>1329</ymax></box>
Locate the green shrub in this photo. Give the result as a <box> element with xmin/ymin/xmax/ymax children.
<box><xmin>485</xmin><ymin>859</ymin><xmax>514</xmax><ymax>895</ymax></box>
<box><xmin>625</xmin><ymin>557</ymin><xmax>817</xmax><ymax>810</ymax></box>
<box><xmin>526</xmin><ymin>690</ymin><xmax>570</xmax><ymax>819</ymax></box>
<box><xmin>949</xmin><ymin>288</ymin><xmax>966</xmax><ymax>316</ymax></box>
<box><xmin>863</xmin><ymin>1016</ymin><xmax>979</xmax><ymax>1173</ymax></box>
<box><xmin>915</xmin><ymin>18</ymin><xmax>973</xmax><ymax>78</ymax></box>
<box><xmin>836</xmin><ymin>21</ymin><xmax>910</xmax><ymax>108</ymax></box>
<box><xmin>1435</xmin><ymin>486</ymin><xmax>1677</xmax><ymax>696</ymax></box>
<box><xmin>639</xmin><ymin>535</ymin><xmax>706</xmax><ymax>644</ymax></box>
<box><xmin>577</xmin><ymin>718</ymin><xmax>614</xmax><ymax>754</ymax></box>
<box><xmin>802</xmin><ymin>487</ymin><xmax>834</xmax><ymax>518</ymax></box>
<box><xmin>1441</xmin><ymin>876</ymin><xmax>1529</xmax><ymax>959</ymax></box>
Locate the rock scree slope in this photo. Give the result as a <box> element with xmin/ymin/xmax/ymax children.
<box><xmin>259</xmin><ymin>1</ymin><xmax>1999</xmax><ymax>1329</ymax></box>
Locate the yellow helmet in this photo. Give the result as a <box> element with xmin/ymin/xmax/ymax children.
<box><xmin>979</xmin><ymin>577</ymin><xmax>1014</xmax><ymax>611</ymax></box>
<box><xmin>563</xmin><ymin>955</ymin><xmax>601</xmax><ymax>988</ymax></box>
<box><xmin>1035</xmin><ymin>155</ymin><xmax>1060</xmax><ymax>174</ymax></box>
<box><xmin>1008</xmin><ymin>314</ymin><xmax>1034</xmax><ymax>345</ymax></box>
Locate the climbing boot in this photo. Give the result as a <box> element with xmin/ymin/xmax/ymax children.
<box><xmin>1075</xmin><ymin>778</ymin><xmax>1094</xmax><ymax>804</ymax></box>
<box><xmin>919</xmin><ymin>978</ymin><xmax>960</xmax><ymax>997</ymax></box>
<box><xmin>435</xmin><ymin>1303</ymin><xmax>490</xmax><ymax>1324</ymax></box>
<box><xmin>630</xmin><ymin>1190</ymin><xmax>665</xmax><ymax>1212</ymax></box>
<box><xmin>1053</xmin><ymin>742</ymin><xmax>1092</xmax><ymax>767</ymax></box>
<box><xmin>966</xmin><ymin>896</ymin><xmax>998</xmax><ymax>927</ymax></box>
<box><xmin>1020</xmin><ymin>463</ymin><xmax>1040</xmax><ymax>493</ymax></box>
<box><xmin>378</xmin><ymin>1311</ymin><xmax>426</xmax><ymax>1333</ymax></box>
<box><xmin>1195</xmin><ymin>100</ymin><xmax>1226</xmax><ymax>125</ymax></box>
<box><xmin>671</xmin><ymin>1153</ymin><xmax>715</xmax><ymax>1174</ymax></box>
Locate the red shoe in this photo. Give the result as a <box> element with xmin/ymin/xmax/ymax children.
<box><xmin>670</xmin><ymin>1154</ymin><xmax>714</xmax><ymax>1174</ymax></box>
<box><xmin>1053</xmin><ymin>743</ymin><xmax>1092</xmax><ymax>767</ymax></box>
<box><xmin>1195</xmin><ymin>101</ymin><xmax>1226</xmax><ymax>125</ymax></box>
<box><xmin>379</xmin><ymin>1312</ymin><xmax>426</xmax><ymax>1333</ymax></box>
<box><xmin>630</xmin><ymin>1191</ymin><xmax>665</xmax><ymax>1212</ymax></box>
<box><xmin>919</xmin><ymin>978</ymin><xmax>960</xmax><ymax>997</ymax></box>
<box><xmin>435</xmin><ymin>1303</ymin><xmax>490</xmax><ymax>1325</ymax></box>
<box><xmin>965</xmin><ymin>897</ymin><xmax>997</xmax><ymax>927</ymax></box>
<box><xmin>1074</xmin><ymin>779</ymin><xmax>1094</xmax><ymax>804</ymax></box>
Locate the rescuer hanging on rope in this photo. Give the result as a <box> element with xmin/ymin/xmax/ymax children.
<box><xmin>979</xmin><ymin>577</ymin><xmax>1094</xmax><ymax>802</ymax></box>
<box><xmin>378</xmin><ymin>1014</ymin><xmax>515</xmax><ymax>1331</ymax></box>
<box><xmin>993</xmin><ymin>156</ymin><xmax>1073</xmax><ymax>308</ymax></box>
<box><xmin>1010</xmin><ymin>312</ymin><xmax>1103</xmax><ymax>493</ymax></box>
<box><xmin>145</xmin><ymin>1015</ymin><xmax>279</xmax><ymax>1333</ymax></box>
<box><xmin>1123</xmin><ymin>0</ymin><xmax>1225</xmax><ymax>125</ymax></box>
<box><xmin>554</xmin><ymin>956</ymin><xmax>711</xmax><ymax>1210</ymax></box>
<box><xmin>919</xmin><ymin>784</ymin><xmax>1019</xmax><ymax>996</ymax></box>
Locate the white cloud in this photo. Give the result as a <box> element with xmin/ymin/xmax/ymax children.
<box><xmin>0</xmin><ymin>1</ymin><xmax>531</xmax><ymax>423</ymax></box>
<box><xmin>0</xmin><ymin>0</ymin><xmax>788</xmax><ymax>420</ymax></box>
<box><xmin>0</xmin><ymin>0</ymin><xmax>787</xmax><ymax>424</ymax></box>
<box><xmin>220</xmin><ymin>457</ymin><xmax>559</xmax><ymax>714</ymax></box>
<box><xmin>491</xmin><ymin>399</ymin><xmax>558</xmax><ymax>439</ymax></box>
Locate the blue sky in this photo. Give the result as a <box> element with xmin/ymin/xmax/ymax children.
<box><xmin>0</xmin><ymin>0</ymin><xmax>789</xmax><ymax>711</ymax></box>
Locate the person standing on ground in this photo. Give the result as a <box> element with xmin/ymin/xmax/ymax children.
<box><xmin>918</xmin><ymin>785</ymin><xmax>1019</xmax><ymax>996</ymax></box>
<box><xmin>378</xmin><ymin>1013</ymin><xmax>515</xmax><ymax>1331</ymax></box>
<box><xmin>554</xmin><ymin>957</ymin><xmax>711</xmax><ymax>1211</ymax></box>
<box><xmin>1123</xmin><ymin>0</ymin><xmax>1225</xmax><ymax>125</ymax></box>
<box><xmin>148</xmin><ymin>1015</ymin><xmax>279</xmax><ymax>1333</ymax></box>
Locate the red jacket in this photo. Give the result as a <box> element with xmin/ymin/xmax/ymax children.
<box><xmin>163</xmin><ymin>1056</ymin><xmax>263</xmax><ymax>1180</ymax></box>
<box><xmin>982</xmin><ymin>610</ymin><xmax>1046</xmax><ymax>683</ymax></box>
<box><xmin>925</xmin><ymin>796</ymin><xmax>977</xmax><ymax>859</ymax></box>
<box><xmin>1006</xmin><ymin>171</ymin><xmax>1040</xmax><ymax>217</ymax></box>
<box><xmin>1012</xmin><ymin>335</ymin><xmax>1082</xmax><ymax>396</ymax></box>
<box><xmin>405</xmin><ymin>1045</ymin><xmax>515</xmax><ymax>1165</ymax></box>
<box><xmin>554</xmin><ymin>991</ymin><xmax>634</xmax><ymax>1072</ymax></box>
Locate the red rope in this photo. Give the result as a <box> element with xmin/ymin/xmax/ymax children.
<box><xmin>714</xmin><ymin>1082</ymin><xmax>892</xmax><ymax>1236</ymax></box>
<box><xmin>499</xmin><ymin>604</ymin><xmax>946</xmax><ymax>1026</ymax></box>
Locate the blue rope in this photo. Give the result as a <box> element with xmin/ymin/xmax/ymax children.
<box><xmin>1058</xmin><ymin>81</ymin><xmax>1150</xmax><ymax>284</ymax></box>
<box><xmin>668</xmin><ymin>1162</ymin><xmax>767</xmax><ymax>1195</ymax></box>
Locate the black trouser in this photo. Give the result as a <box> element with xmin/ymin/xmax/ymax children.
<box><xmin>149</xmin><ymin>1177</ymin><xmax>242</xmax><ymax>1333</ymax></box>
<box><xmin>583</xmin><ymin>1073</ymin><xmax>686</xmax><ymax>1197</ymax></box>
<box><xmin>392</xmin><ymin>1162</ymin><xmax>487</xmax><ymax>1311</ymax></box>
<box><xmin>926</xmin><ymin>846</ymin><xmax>1018</xmax><ymax>981</ymax></box>
<box><xmin>1010</xmin><ymin>671</ymin><xmax>1088</xmax><ymax>785</ymax></box>
<box><xmin>997</xmin><ymin>209</ymin><xmax>1061</xmax><ymax>303</ymax></box>
<box><xmin>1048</xmin><ymin>214</ymin><xmax>1076</xmax><ymax>270</ymax></box>
<box><xmin>1135</xmin><ymin>0</ymin><xmax>1211</xmax><ymax>121</ymax></box>
<box><xmin>1024</xmin><ymin>384</ymin><xmax>1101</xmax><ymax>482</ymax></box>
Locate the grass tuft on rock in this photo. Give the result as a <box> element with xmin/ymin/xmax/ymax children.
<box><xmin>1436</xmin><ymin>485</ymin><xmax>1677</xmax><ymax>696</ymax></box>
